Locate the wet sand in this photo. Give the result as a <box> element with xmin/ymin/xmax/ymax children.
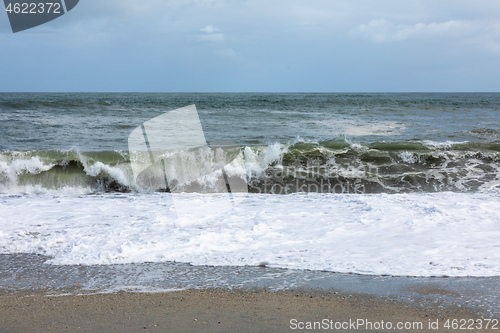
<box><xmin>1</xmin><ymin>289</ymin><xmax>498</xmax><ymax>333</ymax></box>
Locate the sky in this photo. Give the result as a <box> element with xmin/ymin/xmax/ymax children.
<box><xmin>1</xmin><ymin>0</ymin><xmax>500</xmax><ymax>92</ymax></box>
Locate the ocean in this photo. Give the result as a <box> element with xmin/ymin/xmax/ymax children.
<box><xmin>1</xmin><ymin>93</ymin><xmax>499</xmax><ymax>292</ymax></box>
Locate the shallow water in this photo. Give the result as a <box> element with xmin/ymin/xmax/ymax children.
<box><xmin>1</xmin><ymin>254</ymin><xmax>499</xmax><ymax>317</ymax></box>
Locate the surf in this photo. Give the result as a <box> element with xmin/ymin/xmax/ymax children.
<box><xmin>1</xmin><ymin>138</ymin><xmax>499</xmax><ymax>194</ymax></box>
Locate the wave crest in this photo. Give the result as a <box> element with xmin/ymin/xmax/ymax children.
<box><xmin>1</xmin><ymin>139</ymin><xmax>499</xmax><ymax>194</ymax></box>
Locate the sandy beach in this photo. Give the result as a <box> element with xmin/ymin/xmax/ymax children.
<box><xmin>1</xmin><ymin>288</ymin><xmax>498</xmax><ymax>333</ymax></box>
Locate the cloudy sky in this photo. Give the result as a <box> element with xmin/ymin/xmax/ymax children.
<box><xmin>1</xmin><ymin>0</ymin><xmax>500</xmax><ymax>92</ymax></box>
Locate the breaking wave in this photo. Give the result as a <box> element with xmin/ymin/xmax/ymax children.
<box><xmin>1</xmin><ymin>138</ymin><xmax>499</xmax><ymax>194</ymax></box>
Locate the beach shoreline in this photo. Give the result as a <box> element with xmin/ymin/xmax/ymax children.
<box><xmin>1</xmin><ymin>288</ymin><xmax>499</xmax><ymax>333</ymax></box>
<box><xmin>1</xmin><ymin>93</ymin><xmax>500</xmax><ymax>332</ymax></box>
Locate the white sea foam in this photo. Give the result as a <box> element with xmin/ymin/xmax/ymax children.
<box><xmin>398</xmin><ymin>151</ymin><xmax>419</xmax><ymax>164</ymax></box>
<box><xmin>243</xmin><ymin>143</ymin><xmax>285</xmax><ymax>178</ymax></box>
<box><xmin>82</xmin><ymin>161</ymin><xmax>131</xmax><ymax>187</ymax></box>
<box><xmin>0</xmin><ymin>192</ymin><xmax>499</xmax><ymax>277</ymax></box>
<box><xmin>422</xmin><ymin>140</ymin><xmax>470</xmax><ymax>148</ymax></box>
<box><xmin>317</xmin><ymin>120</ymin><xmax>406</xmax><ymax>136</ymax></box>
<box><xmin>0</xmin><ymin>155</ymin><xmax>53</xmax><ymax>178</ymax></box>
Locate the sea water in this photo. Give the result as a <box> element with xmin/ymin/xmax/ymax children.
<box><xmin>1</xmin><ymin>93</ymin><xmax>499</xmax><ymax>280</ymax></box>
